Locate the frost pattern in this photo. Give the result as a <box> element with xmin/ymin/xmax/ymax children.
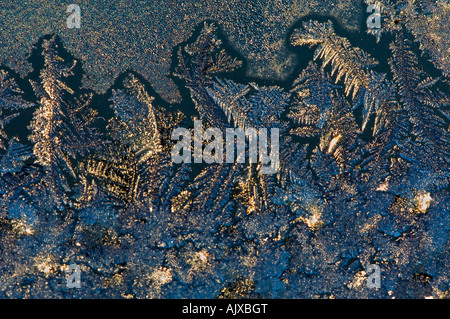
<box><xmin>0</xmin><ymin>19</ymin><xmax>449</xmax><ymax>299</ymax></box>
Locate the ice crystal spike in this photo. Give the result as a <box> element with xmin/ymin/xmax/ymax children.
<box><xmin>388</xmin><ymin>34</ymin><xmax>450</xmax><ymax>190</ymax></box>
<box><xmin>364</xmin><ymin>0</ymin><xmax>450</xmax><ymax>75</ymax></box>
<box><xmin>82</xmin><ymin>143</ymin><xmax>139</xmax><ymax>203</ymax></box>
<box><xmin>27</xmin><ymin>36</ymin><xmax>102</xmax><ymax>208</ymax></box>
<box><xmin>290</xmin><ymin>20</ymin><xmax>396</xmax><ymax>133</ymax></box>
<box><xmin>288</xmin><ymin>62</ymin><xmax>338</xmax><ymax>136</ymax></box>
<box><xmin>184</xmin><ymin>23</ymin><xmax>243</xmax><ymax>75</ymax></box>
<box><xmin>291</xmin><ymin>20</ymin><xmax>378</xmax><ymax>100</ymax></box>
<box><xmin>174</xmin><ymin>22</ymin><xmax>243</xmax><ymax>129</ymax></box>
<box><xmin>206</xmin><ymin>78</ymin><xmax>252</xmax><ymax>129</ymax></box>
<box><xmin>188</xmin><ymin>163</ymin><xmax>240</xmax><ymax>217</ymax></box>
<box><xmin>206</xmin><ymin>77</ymin><xmax>289</xmax><ymax>130</ymax></box>
<box><xmin>108</xmin><ymin>74</ymin><xmax>162</xmax><ymax>165</ymax></box>
<box><xmin>0</xmin><ymin>165</ymin><xmax>43</xmax><ymax>218</ymax></box>
<box><xmin>291</xmin><ymin>20</ymin><xmax>400</xmax><ymax>135</ymax></box>
<box><xmin>0</xmin><ymin>138</ymin><xmax>33</xmax><ymax>174</ymax></box>
<box><xmin>0</xmin><ymin>69</ymin><xmax>34</xmax><ymax>111</ymax></box>
<box><xmin>317</xmin><ymin>95</ymin><xmax>362</xmax><ymax>174</ymax></box>
<box><xmin>0</xmin><ymin>69</ymin><xmax>34</xmax><ymax>150</ymax></box>
<box><xmin>102</xmin><ymin>74</ymin><xmax>187</xmax><ymax>204</ymax></box>
<box><xmin>0</xmin><ymin>111</ymin><xmax>17</xmax><ymax>151</ymax></box>
<box><xmin>274</xmin><ymin>143</ymin><xmax>324</xmax><ymax>220</ymax></box>
<box><xmin>404</xmin><ymin>0</ymin><xmax>450</xmax><ymax>76</ymax></box>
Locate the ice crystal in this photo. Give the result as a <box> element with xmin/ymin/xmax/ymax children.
<box><xmin>0</xmin><ymin>69</ymin><xmax>33</xmax><ymax>150</ymax></box>
<box><xmin>365</xmin><ymin>0</ymin><xmax>450</xmax><ymax>76</ymax></box>
<box><xmin>0</xmin><ymin>14</ymin><xmax>449</xmax><ymax>299</ymax></box>
<box><xmin>27</xmin><ymin>36</ymin><xmax>102</xmax><ymax>209</ymax></box>
<box><xmin>108</xmin><ymin>74</ymin><xmax>162</xmax><ymax>164</ymax></box>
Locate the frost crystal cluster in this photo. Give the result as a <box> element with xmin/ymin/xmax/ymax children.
<box><xmin>0</xmin><ymin>10</ymin><xmax>449</xmax><ymax>299</ymax></box>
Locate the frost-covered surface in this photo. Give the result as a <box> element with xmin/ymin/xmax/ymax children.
<box><xmin>365</xmin><ymin>0</ymin><xmax>450</xmax><ymax>76</ymax></box>
<box><xmin>0</xmin><ymin>0</ymin><xmax>362</xmax><ymax>103</ymax></box>
<box><xmin>0</xmin><ymin>15</ymin><xmax>449</xmax><ymax>299</ymax></box>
